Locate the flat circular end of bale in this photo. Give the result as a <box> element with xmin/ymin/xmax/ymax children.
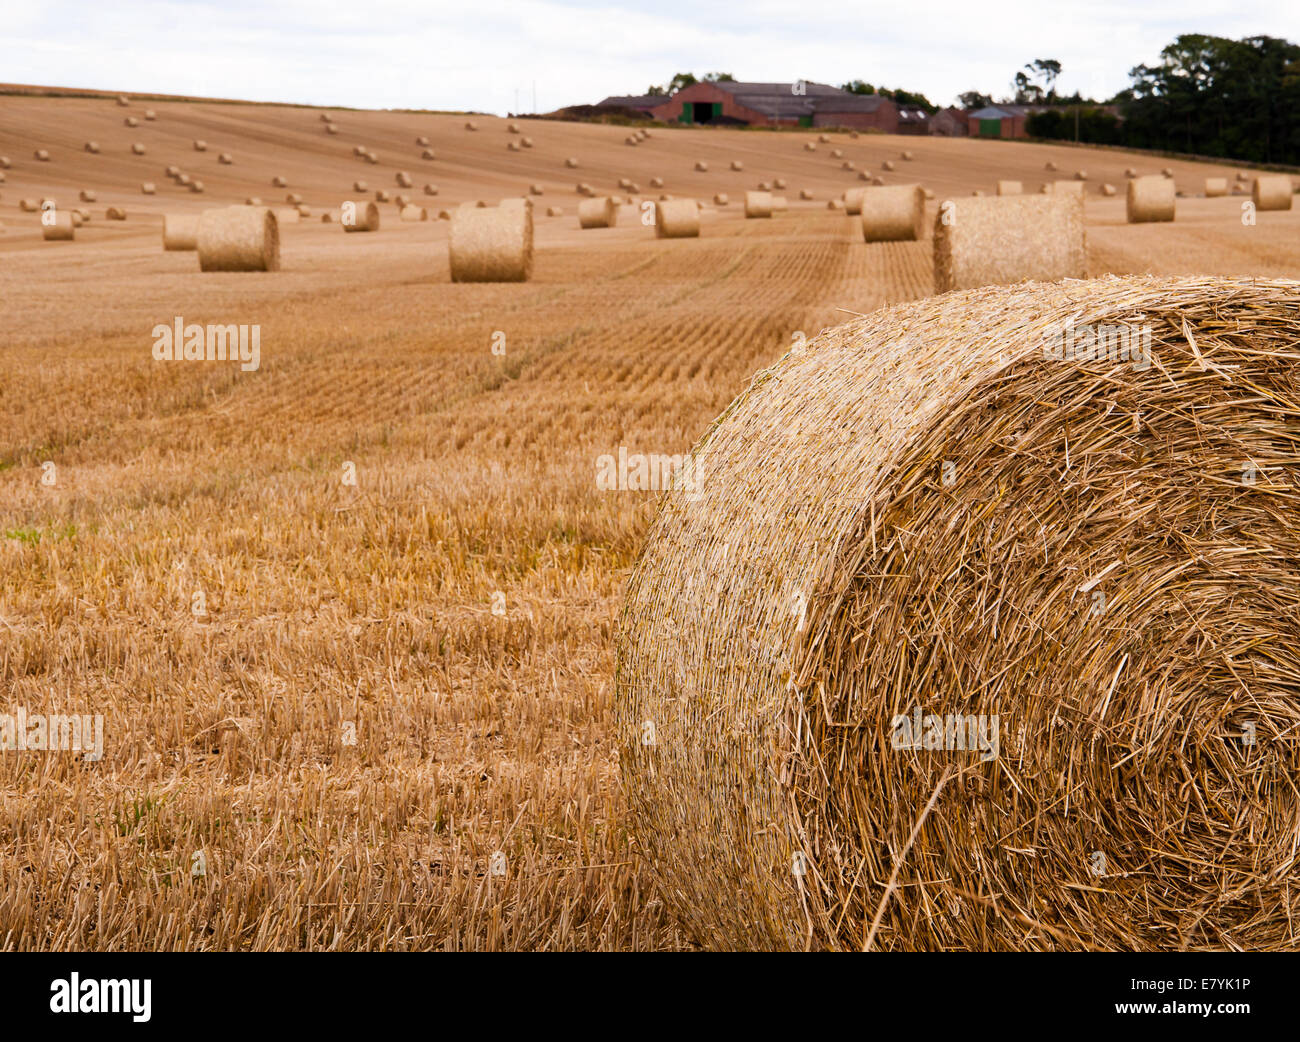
<box><xmin>743</xmin><ymin>190</ymin><xmax>773</xmax><ymax>218</ymax></box>
<box><xmin>934</xmin><ymin>193</ymin><xmax>1086</xmax><ymax>292</ymax></box>
<box><xmin>1126</xmin><ymin>175</ymin><xmax>1176</xmax><ymax>223</ymax></box>
<box><xmin>1253</xmin><ymin>175</ymin><xmax>1293</xmax><ymax>212</ymax></box>
<box><xmin>860</xmin><ymin>184</ymin><xmax>925</xmax><ymax>242</ymax></box>
<box><xmin>449</xmin><ymin>199</ymin><xmax>533</xmax><ymax>282</ymax></box>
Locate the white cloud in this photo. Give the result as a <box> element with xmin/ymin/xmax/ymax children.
<box><xmin>5</xmin><ymin>1</ymin><xmax>1299</xmax><ymax>111</ymax></box>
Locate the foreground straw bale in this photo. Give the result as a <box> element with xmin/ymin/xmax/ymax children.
<box><xmin>449</xmin><ymin>198</ymin><xmax>533</xmax><ymax>282</ymax></box>
<box><xmin>1127</xmin><ymin>175</ymin><xmax>1176</xmax><ymax>223</ymax></box>
<box><xmin>934</xmin><ymin>194</ymin><xmax>1085</xmax><ymax>292</ymax></box>
<box><xmin>197</xmin><ymin>205</ymin><xmax>280</xmax><ymax>272</ymax></box>
<box><xmin>860</xmin><ymin>185</ymin><xmax>924</xmax><ymax>242</ymax></box>
<box><xmin>655</xmin><ymin>199</ymin><xmax>700</xmax><ymax>238</ymax></box>
<box><xmin>618</xmin><ymin>273</ymin><xmax>1300</xmax><ymax>951</ymax></box>
<box><xmin>1253</xmin><ymin>175</ymin><xmax>1293</xmax><ymax>211</ymax></box>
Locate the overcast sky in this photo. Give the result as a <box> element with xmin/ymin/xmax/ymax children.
<box><xmin>7</xmin><ymin>1</ymin><xmax>1299</xmax><ymax>113</ymax></box>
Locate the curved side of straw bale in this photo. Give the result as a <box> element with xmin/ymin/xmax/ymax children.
<box><xmin>196</xmin><ymin>206</ymin><xmax>280</xmax><ymax>272</ymax></box>
<box><xmin>617</xmin><ymin>274</ymin><xmax>1300</xmax><ymax>951</ymax></box>
<box><xmin>860</xmin><ymin>185</ymin><xmax>924</xmax><ymax>242</ymax></box>
<box><xmin>105</xmin><ymin>207</ymin><xmax>127</xmax><ymax>220</ymax></box>
<box><xmin>1253</xmin><ymin>175</ymin><xmax>1293</xmax><ymax>212</ymax></box>
<box><xmin>162</xmin><ymin>214</ymin><xmax>199</xmax><ymax>251</ymax></box>
<box><xmin>578</xmin><ymin>196</ymin><xmax>617</xmax><ymax>229</ymax></box>
<box><xmin>399</xmin><ymin>204</ymin><xmax>427</xmax><ymax>222</ymax></box>
<box><xmin>85</xmin><ymin>141</ymin><xmax>100</xmax><ymax>154</ymax></box>
<box><xmin>933</xmin><ymin>194</ymin><xmax>1085</xmax><ymax>293</ymax></box>
<box><xmin>193</xmin><ymin>140</ymin><xmax>207</xmax><ymax>152</ymax></box>
<box><xmin>42</xmin><ymin>211</ymin><xmax>75</xmax><ymax>240</ymax></box>
<box><xmin>654</xmin><ymin>199</ymin><xmax>700</xmax><ymax>239</ymax></box>
<box><xmin>1126</xmin><ymin>175</ymin><xmax>1176</xmax><ymax>224</ymax></box>
<box><xmin>1204</xmin><ymin>178</ymin><xmax>1228</xmax><ymax>198</ymax></box>
<box><xmin>449</xmin><ymin>199</ymin><xmax>533</xmax><ymax>283</ymax></box>
<box><xmin>141</xmin><ymin>182</ymin><xmax>156</xmax><ymax>194</ymax></box>
<box><xmin>744</xmin><ymin>191</ymin><xmax>773</xmax><ymax>219</ymax></box>
<box><xmin>341</xmin><ymin>200</ymin><xmax>380</xmax><ymax>232</ymax></box>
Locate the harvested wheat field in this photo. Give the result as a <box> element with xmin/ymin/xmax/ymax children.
<box><xmin>3</xmin><ymin>90</ymin><xmax>1300</xmax><ymax>952</ymax></box>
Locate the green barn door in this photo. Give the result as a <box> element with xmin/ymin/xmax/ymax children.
<box><xmin>979</xmin><ymin>118</ymin><xmax>1001</xmax><ymax>137</ymax></box>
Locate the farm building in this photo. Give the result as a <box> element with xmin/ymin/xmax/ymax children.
<box><xmin>967</xmin><ymin>104</ymin><xmax>1047</xmax><ymax>139</ymax></box>
<box><xmin>593</xmin><ymin>94</ymin><xmax>667</xmax><ymax>116</ymax></box>
<box><xmin>928</xmin><ymin>107</ymin><xmax>969</xmax><ymax>136</ymax></box>
<box><xmin>896</xmin><ymin>105</ymin><xmax>933</xmax><ymax>135</ymax></box>
<box><xmin>642</xmin><ymin>81</ymin><xmax>900</xmax><ymax>132</ymax></box>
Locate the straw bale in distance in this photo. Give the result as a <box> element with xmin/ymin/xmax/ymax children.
<box><xmin>464</xmin><ymin>121</ymin><xmax>478</xmax><ymax>131</ymax></box>
<box><xmin>860</xmin><ymin>184</ymin><xmax>924</xmax><ymax>242</ymax></box>
<box><xmin>826</xmin><ymin>199</ymin><xmax>844</xmax><ymax>210</ymax></box>
<box><xmin>565</xmin><ymin>157</ymin><xmax>579</xmax><ymax>168</ymax></box>
<box><xmin>757</xmin><ymin>181</ymin><xmax>771</xmax><ymax>191</ymax></box>
<box><xmin>399</xmin><ymin>204</ymin><xmax>427</xmax><ymax>222</ymax></box>
<box><xmin>817</xmin><ymin>133</ymin><xmax>830</xmax><ymax>143</ymax></box>
<box><xmin>79</xmin><ymin>189</ymin><xmax>97</xmax><ymax>202</ymax></box>
<box><xmin>1125</xmin><ymin>167</ymin><xmax>1138</xmax><ymax>178</ymax></box>
<box><xmin>141</xmin><ymin>182</ymin><xmax>156</xmax><ymax>194</ymax></box>
<box><xmin>996</xmin><ymin>180</ymin><xmax>1022</xmax><ymax>196</ymax></box>
<box><xmin>116</xmin><ymin>95</ymin><xmax>129</xmax><ymax>106</ymax></box>
<box><xmin>934</xmin><ymin>193</ymin><xmax>1085</xmax><ymax>292</ymax></box>
<box><xmin>35</xmin><ymin>149</ymin><xmax>50</xmax><ymax>161</ymax></box>
<box><xmin>774</xmin><ymin>178</ymin><xmax>786</xmax><ymax>189</ymax></box>
<box><xmin>375</xmin><ymin>189</ymin><xmax>390</xmax><ymax>202</ymax></box>
<box><xmin>423</xmin><ymin>184</ymin><xmax>438</xmax><ymax>196</ymax></box>
<box><xmin>529</xmin><ymin>184</ymin><xmax>544</xmax><ymax>195</ymax></box>
<box><xmin>617</xmin><ymin>273</ymin><xmax>1300</xmax><ymax>951</ymax></box>
<box><xmin>416</xmin><ymin>135</ymin><xmax>430</xmax><ymax>146</ymax></box>
<box><xmin>650</xmin><ymin>177</ymin><xmax>664</xmax><ymax>188</ymax></box>
<box><xmin>144</xmin><ymin>109</ymin><xmax>156</xmax><ymax>120</ymax></box>
<box><xmin>42</xmin><ymin>211</ymin><xmax>75</xmax><ymax>241</ymax></box>
<box><xmin>124</xmin><ymin>116</ymin><xmax>138</xmax><ymax>127</ymax></box>
<box><xmin>744</xmin><ymin>191</ymin><xmax>773</xmax><ymax>218</ymax></box>
<box><xmin>578</xmin><ymin>196</ymin><xmax>617</xmax><ymax>229</ymax></box>
<box><xmin>882</xmin><ymin>160</ymin><xmax>895</xmax><ymax>171</ymax></box>
<box><xmin>341</xmin><ymin>200</ymin><xmax>380</xmax><ymax>232</ymax></box>
<box><xmin>422</xmin><ymin>149</ymin><xmax>435</xmax><ymax>160</ymax></box>
<box><xmin>1127</xmin><ymin>175</ymin><xmax>1175</xmax><ymax>223</ymax></box>
<box><xmin>394</xmin><ymin>194</ymin><xmax>410</xmax><ymax>208</ymax></box>
<box><xmin>799</xmin><ymin>189</ymin><xmax>813</xmax><ymax>200</ymax></box>
<box><xmin>132</xmin><ymin>143</ymin><xmax>146</xmax><ymax>155</ymax></box>
<box><xmin>1074</xmin><ymin>170</ymin><xmax>1087</xmax><ymax>180</ymax></box>
<box><xmin>695</xmin><ymin>161</ymin><xmax>708</xmax><ymax>171</ymax></box>
<box><xmin>654</xmin><ymin>199</ymin><xmax>700</xmax><ymax>239</ymax></box>
<box><xmin>1253</xmin><ymin>175</ymin><xmax>1293</xmax><ymax>211</ymax></box>
<box><xmin>546</xmin><ymin>206</ymin><xmax>562</xmax><ymax>217</ymax></box>
<box><xmin>244</xmin><ymin>196</ymin><xmax>261</xmax><ymax>205</ymax></box>
<box><xmin>449</xmin><ymin>198</ymin><xmax>533</xmax><ymax>282</ymax></box>
<box><xmin>1205</xmin><ymin>177</ymin><xmax>1228</xmax><ymax>197</ymax></box>
<box><xmin>804</xmin><ymin>142</ymin><xmax>816</xmax><ymax>152</ymax></box>
<box><xmin>1101</xmin><ymin>184</ymin><xmax>1117</xmax><ymax>196</ymax></box>
<box><xmin>197</xmin><ymin>205</ymin><xmax>280</xmax><ymax>272</ymax></box>
<box><xmin>521</xmin><ymin>137</ymin><xmax>533</xmax><ymax>147</ymax></box>
<box><xmin>730</xmin><ymin>160</ymin><xmax>744</xmax><ymax>171</ymax></box>
<box><xmin>353</xmin><ymin>180</ymin><xmax>367</xmax><ymax>192</ymax></box>
<box><xmin>325</xmin><ymin>124</ymin><xmax>338</xmax><ymax>134</ymax></box>
<box><xmin>901</xmin><ymin>150</ymin><xmax>914</xmax><ymax>160</ymax></box>
<box><xmin>1161</xmin><ymin>167</ymin><xmax>1174</xmax><ymax>177</ymax></box>
<box><xmin>712</xmin><ymin>193</ymin><xmax>728</xmax><ymax>205</ymax></box>
<box><xmin>1045</xmin><ymin>160</ymin><xmax>1058</xmax><ymax>171</ymax></box>
<box><xmin>19</xmin><ymin>198</ymin><xmax>38</xmax><ymax>211</ymax></box>
<box><xmin>84</xmin><ymin>141</ymin><xmax>100</xmax><ymax>153</ymax></box>
<box><xmin>396</xmin><ymin>171</ymin><xmax>413</xmax><ymax>188</ymax></box>
<box><xmin>193</xmin><ymin>140</ymin><xmax>207</xmax><ymax>151</ymax></box>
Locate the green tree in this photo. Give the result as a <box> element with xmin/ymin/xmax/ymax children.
<box><xmin>703</xmin><ymin>72</ymin><xmax>735</xmax><ymax>82</ymax></box>
<box><xmin>840</xmin><ymin>79</ymin><xmax>876</xmax><ymax>95</ymax></box>
<box><xmin>958</xmin><ymin>90</ymin><xmax>992</xmax><ymax>109</ymax></box>
<box><xmin>668</xmin><ymin>72</ymin><xmax>698</xmax><ymax>94</ymax></box>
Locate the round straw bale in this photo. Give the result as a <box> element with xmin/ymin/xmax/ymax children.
<box><xmin>105</xmin><ymin>207</ymin><xmax>127</xmax><ymax>220</ymax></box>
<box><xmin>364</xmin><ymin>152</ymin><xmax>378</xmax><ymax>164</ymax></box>
<box><xmin>618</xmin><ymin>273</ymin><xmax>1300</xmax><ymax>952</ymax></box>
<box><xmin>244</xmin><ymin>196</ymin><xmax>261</xmax><ymax>205</ymax></box>
<box><xmin>197</xmin><ymin>205</ymin><xmax>279</xmax><ymax>271</ymax></box>
<box><xmin>654</xmin><ymin>198</ymin><xmax>700</xmax><ymax>239</ymax></box>
<box><xmin>508</xmin><ymin>141</ymin><xmax>522</xmax><ymax>151</ymax></box>
<box><xmin>400</xmin><ymin>204</ymin><xmax>427</xmax><ymax>222</ymax></box>
<box><xmin>1125</xmin><ymin>167</ymin><xmax>1138</xmax><ymax>178</ymax></box>
<box><xmin>437</xmin><ymin>209</ymin><xmax>451</xmax><ymax>220</ymax></box>
<box><xmin>85</xmin><ymin>141</ymin><xmax>100</xmax><ymax>154</ymax></box>
<box><xmin>882</xmin><ymin>160</ymin><xmax>895</xmax><ymax>171</ymax></box>
<box><xmin>849</xmin><ymin>130</ymin><xmax>859</xmax><ymax>139</ymax></box>
<box><xmin>132</xmin><ymin>143</ymin><xmax>146</xmax><ymax>155</ymax></box>
<box><xmin>817</xmin><ymin>134</ymin><xmax>830</xmax><ymax>143</ymax></box>
<box><xmin>321</xmin><ymin>113</ymin><xmax>334</xmax><ymax>123</ymax></box>
<box><xmin>353</xmin><ymin>145</ymin><xmax>366</xmax><ymax>156</ymax></box>
<box><xmin>618</xmin><ymin>177</ymin><xmax>633</xmax><ymax>190</ymax></box>
<box><xmin>1101</xmin><ymin>183</ymin><xmax>1117</xmax><ymax>196</ymax></box>
<box><xmin>870</xmin><ymin>175</ymin><xmax>885</xmax><ymax>186</ymax></box>
<box><xmin>79</xmin><ymin>189</ymin><xmax>97</xmax><ymax>202</ymax></box>
<box><xmin>35</xmin><ymin>149</ymin><xmax>50</xmax><ymax>161</ymax></box>
<box><xmin>624</xmin><ymin>136</ymin><xmax>637</xmax><ymax>146</ymax></box>
<box><xmin>507</xmin><ymin>122</ymin><xmax>520</xmax><ymax>133</ymax></box>
<box><xmin>416</xmin><ymin>135</ymin><xmax>430</xmax><ymax>146</ymax></box>
<box><xmin>341</xmin><ymin>200</ymin><xmax>380</xmax><ymax>232</ymax></box>
<box><xmin>375</xmin><ymin>189</ymin><xmax>390</xmax><ymax>202</ymax></box>
<box><xmin>116</xmin><ymin>95</ymin><xmax>129</xmax><ymax>107</ymax></box>
<box><xmin>353</xmin><ymin>180</ymin><xmax>367</xmax><ymax>192</ymax></box>
<box><xmin>971</xmin><ymin>189</ymin><xmax>985</xmax><ymax>197</ymax></box>
<box><xmin>522</xmin><ymin>137</ymin><xmax>534</xmax><ymax>148</ymax></box>
<box><xmin>831</xmin><ymin>149</ymin><xmax>844</xmax><ymax>159</ymax></box>
<box><xmin>695</xmin><ymin>160</ymin><xmax>709</xmax><ymax>171</ymax></box>
<box><xmin>321</xmin><ymin>213</ymin><xmax>334</xmax><ymax>223</ymax></box>
<box><xmin>650</xmin><ymin>176</ymin><xmax>664</xmax><ymax>189</ymax></box>
<box><xmin>934</xmin><ymin>193</ymin><xmax>1085</xmax><ymax>292</ymax></box>
<box><xmin>70</xmin><ymin>211</ymin><xmax>86</xmax><ymax>227</ymax></box>
<box><xmin>193</xmin><ymin>140</ymin><xmax>207</xmax><ymax>152</ymax></box>
<box><xmin>125</xmin><ymin>116</ymin><xmax>139</xmax><ymax>127</ymax></box>
<box><xmin>804</xmin><ymin>142</ymin><xmax>816</xmax><ymax>152</ymax></box>
<box><xmin>826</xmin><ymin>199</ymin><xmax>844</xmax><ymax>210</ymax></box>
<box><xmin>1045</xmin><ymin>160</ymin><xmax>1058</xmax><ymax>171</ymax></box>
<box><xmin>0</xmin><ymin>170</ymin><xmax>6</xmax><ymax>182</ymax></box>
<box><xmin>394</xmin><ymin>194</ymin><xmax>410</xmax><ymax>208</ymax></box>
<box><xmin>996</xmin><ymin>180</ymin><xmax>1022</xmax><ymax>196</ymax></box>
<box><xmin>841</xmin><ymin>162</ymin><xmax>855</xmax><ymax>171</ymax></box>
<box><xmin>325</xmin><ymin>124</ymin><xmax>338</xmax><ymax>134</ymax></box>
<box><xmin>0</xmin><ymin>157</ymin><xmax>10</xmax><ymax>168</ymax></box>
<box><xmin>166</xmin><ymin>165</ymin><xmax>180</xmax><ymax>178</ymax></box>
<box><xmin>285</xmin><ymin>192</ymin><xmax>302</xmax><ymax>205</ymax></box>
<box><xmin>731</xmin><ymin>160</ymin><xmax>744</xmax><ymax>171</ymax></box>
<box><xmin>546</xmin><ymin>206</ymin><xmax>562</xmax><ymax>217</ymax></box>
<box><xmin>464</xmin><ymin>121</ymin><xmax>478</xmax><ymax>131</ymax></box>
<box><xmin>713</xmin><ymin>193</ymin><xmax>728</xmax><ymax>206</ymax></box>
<box><xmin>1253</xmin><ymin>175</ymin><xmax>1293</xmax><ymax>212</ymax></box>
<box><xmin>20</xmin><ymin>198</ymin><xmax>39</xmax><ymax>212</ymax></box>
<box><xmin>860</xmin><ymin>184</ymin><xmax>924</xmax><ymax>242</ymax></box>
<box><xmin>565</xmin><ymin>157</ymin><xmax>579</xmax><ymax>168</ymax></box>
<box><xmin>1236</xmin><ymin>171</ymin><xmax>1250</xmax><ymax>181</ymax></box>
<box><xmin>423</xmin><ymin>183</ymin><xmax>438</xmax><ymax>196</ymax></box>
<box><xmin>422</xmin><ymin>149</ymin><xmax>436</xmax><ymax>160</ymax></box>
<box><xmin>138</xmin><ymin>181</ymin><xmax>155</xmax><ymax>194</ymax></box>
<box><xmin>1074</xmin><ymin>170</ymin><xmax>1087</xmax><ymax>180</ymax></box>
<box><xmin>144</xmin><ymin>109</ymin><xmax>156</xmax><ymax>120</ymax></box>
<box><xmin>529</xmin><ymin>183</ymin><xmax>544</xmax><ymax>195</ymax></box>
<box><xmin>270</xmin><ymin>176</ymin><xmax>287</xmax><ymax>189</ymax></box>
<box><xmin>216</xmin><ymin>152</ymin><xmax>233</xmax><ymax>164</ymax></box>
<box><xmin>744</xmin><ymin>191</ymin><xmax>773</xmax><ymax>219</ymax></box>
<box><xmin>799</xmin><ymin>189</ymin><xmax>813</xmax><ymax>200</ymax></box>
<box><xmin>395</xmin><ymin>171</ymin><xmax>413</xmax><ymax>188</ymax></box>
<box><xmin>757</xmin><ymin>180</ymin><xmax>771</xmax><ymax>191</ymax></box>
<box><xmin>1161</xmin><ymin>167</ymin><xmax>1174</xmax><ymax>178</ymax></box>
<box><xmin>578</xmin><ymin>196</ymin><xmax>618</xmax><ymax>229</ymax></box>
<box><xmin>1204</xmin><ymin>177</ymin><xmax>1228</xmax><ymax>197</ymax></box>
<box><xmin>449</xmin><ymin>199</ymin><xmax>533</xmax><ymax>282</ymax></box>
<box><xmin>1126</xmin><ymin>174</ymin><xmax>1176</xmax><ymax>223</ymax></box>
<box><xmin>774</xmin><ymin>178</ymin><xmax>786</xmax><ymax>189</ymax></box>
<box><xmin>901</xmin><ymin>150</ymin><xmax>914</xmax><ymax>160</ymax></box>
<box><xmin>42</xmin><ymin>211</ymin><xmax>75</xmax><ymax>241</ymax></box>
